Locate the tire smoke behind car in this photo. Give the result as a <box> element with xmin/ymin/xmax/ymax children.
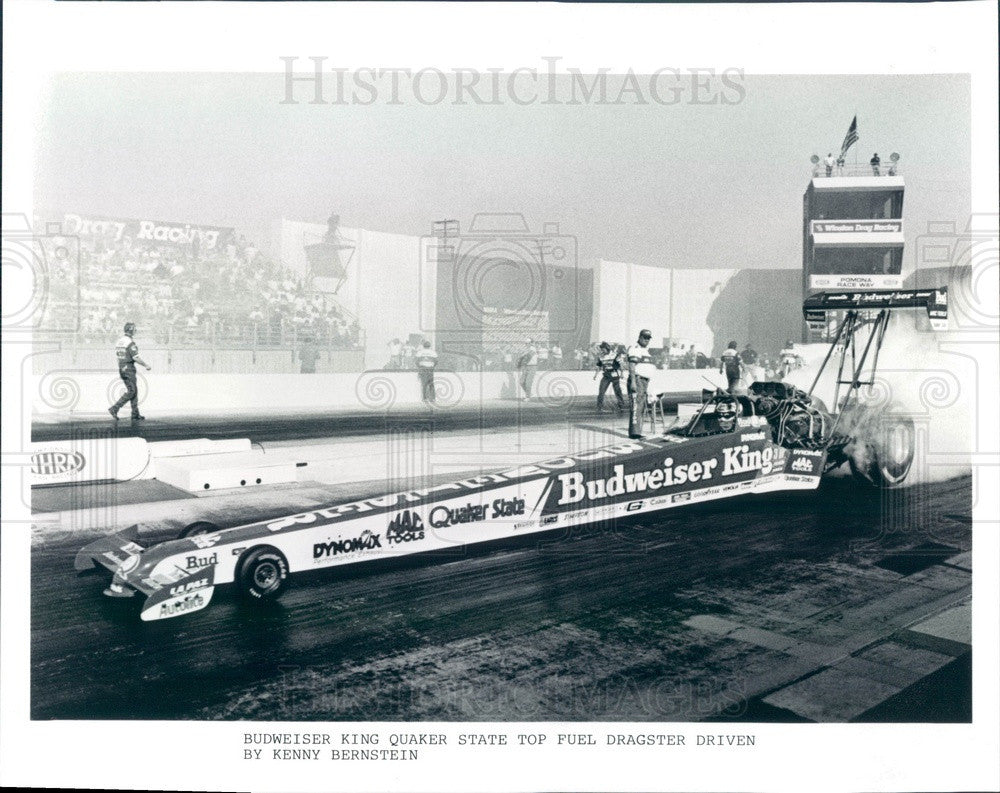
<box><xmin>785</xmin><ymin>312</ymin><xmax>973</xmax><ymax>484</ymax></box>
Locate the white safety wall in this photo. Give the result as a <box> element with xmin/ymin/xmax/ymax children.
<box><xmin>274</xmin><ymin>219</ymin><xmax>434</xmax><ymax>370</ymax></box>
<box><xmin>594</xmin><ymin>260</ymin><xmax>738</xmax><ymax>352</ymax></box>
<box><xmin>593</xmin><ymin>260</ymin><xmax>673</xmax><ymax>347</ymax></box>
<box><xmin>593</xmin><ymin>260</ymin><xmax>800</xmax><ymax>356</ymax></box>
<box><xmin>669</xmin><ymin>268</ymin><xmax>739</xmax><ymax>351</ymax></box>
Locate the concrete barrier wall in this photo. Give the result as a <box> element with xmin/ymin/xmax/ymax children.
<box><xmin>33</xmin><ymin>368</ymin><xmax>725</xmax><ymax>415</ymax></box>
<box><xmin>31</xmin><ymin>347</ymin><xmax>366</xmax><ymax>375</ymax></box>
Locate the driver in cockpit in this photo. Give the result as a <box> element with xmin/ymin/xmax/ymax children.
<box><xmin>684</xmin><ymin>395</ymin><xmax>739</xmax><ymax>436</ymax></box>
<box><xmin>715</xmin><ymin>398</ymin><xmax>738</xmax><ymax>432</ymax></box>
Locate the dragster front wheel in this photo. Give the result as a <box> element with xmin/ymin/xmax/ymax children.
<box><xmin>236</xmin><ymin>546</ymin><xmax>289</xmax><ymax>602</ymax></box>
<box><xmin>848</xmin><ymin>413</ymin><xmax>915</xmax><ymax>489</ymax></box>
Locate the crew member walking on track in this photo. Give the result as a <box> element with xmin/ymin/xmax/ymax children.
<box><xmin>415</xmin><ymin>340</ymin><xmax>438</xmax><ymax>403</ymax></box>
<box><xmin>719</xmin><ymin>340</ymin><xmax>743</xmax><ymax>394</ymax></box>
<box><xmin>595</xmin><ymin>341</ymin><xmax>625</xmax><ymax>413</ymax></box>
<box><xmin>109</xmin><ymin>322</ymin><xmax>151</xmax><ymax>420</ymax></box>
<box><xmin>627</xmin><ymin>329</ymin><xmax>653</xmax><ymax>439</ymax></box>
<box><xmin>517</xmin><ymin>338</ymin><xmax>538</xmax><ymax>399</ymax></box>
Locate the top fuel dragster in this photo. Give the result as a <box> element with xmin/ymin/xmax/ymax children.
<box><xmin>75</xmin><ymin>289</ymin><xmax>948</xmax><ymax>621</ymax></box>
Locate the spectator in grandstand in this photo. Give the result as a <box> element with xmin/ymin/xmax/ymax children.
<box><xmin>415</xmin><ymin>341</ymin><xmax>438</xmax><ymax>403</ymax></box>
<box><xmin>517</xmin><ymin>338</ymin><xmax>539</xmax><ymax>399</ymax></box>
<box><xmin>109</xmin><ymin>321</ymin><xmax>151</xmax><ymax>421</ymax></box>
<box><xmin>824</xmin><ymin>153</ymin><xmax>836</xmax><ymax>177</ymax></box>
<box><xmin>719</xmin><ymin>340</ymin><xmax>744</xmax><ymax>394</ymax></box>
<box><xmin>298</xmin><ymin>335</ymin><xmax>320</xmax><ymax>374</ymax></box>
<box><xmin>870</xmin><ymin>153</ymin><xmax>881</xmax><ymax>176</ymax></box>
<box><xmin>595</xmin><ymin>341</ymin><xmax>625</xmax><ymax>413</ymax></box>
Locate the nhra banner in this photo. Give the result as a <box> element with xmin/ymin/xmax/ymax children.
<box><xmin>29</xmin><ymin>437</ymin><xmax>150</xmax><ymax>486</ymax></box>
<box><xmin>59</xmin><ymin>213</ymin><xmax>235</xmax><ymax>251</ymax></box>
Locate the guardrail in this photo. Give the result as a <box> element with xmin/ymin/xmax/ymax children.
<box><xmin>812</xmin><ymin>162</ymin><xmax>901</xmax><ymax>178</ymax></box>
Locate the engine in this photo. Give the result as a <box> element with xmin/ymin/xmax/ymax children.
<box><xmin>748</xmin><ymin>382</ymin><xmax>829</xmax><ymax>448</ymax></box>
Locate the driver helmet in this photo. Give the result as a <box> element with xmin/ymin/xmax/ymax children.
<box><xmin>716</xmin><ymin>398</ymin><xmax>738</xmax><ymax>431</ymax></box>
<box><xmin>124</xmin><ymin>322</ymin><xmax>136</xmax><ymax>336</ymax></box>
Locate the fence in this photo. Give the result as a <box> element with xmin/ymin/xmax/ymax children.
<box><xmin>811</xmin><ymin>162</ymin><xmax>901</xmax><ymax>178</ymax></box>
<box><xmin>31</xmin><ymin>342</ymin><xmax>365</xmax><ymax>375</ymax></box>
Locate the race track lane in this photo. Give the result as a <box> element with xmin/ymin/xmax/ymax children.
<box><xmin>31</xmin><ymin>395</ymin><xmax>699</xmax><ymax>445</ymax></box>
<box><xmin>31</xmin><ymin>476</ymin><xmax>972</xmax><ymax>721</ymax></box>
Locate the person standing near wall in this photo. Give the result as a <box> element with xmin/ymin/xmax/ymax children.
<box><xmin>627</xmin><ymin>329</ymin><xmax>653</xmax><ymax>439</ymax></box>
<box><xmin>536</xmin><ymin>342</ymin><xmax>549</xmax><ymax>370</ymax></box>
<box><xmin>551</xmin><ymin>343</ymin><xmax>563</xmax><ymax>370</ymax></box>
<box><xmin>415</xmin><ymin>340</ymin><xmax>438</xmax><ymax>403</ymax></box>
<box><xmin>387</xmin><ymin>338</ymin><xmax>402</xmax><ymax>369</ymax></box>
<box><xmin>109</xmin><ymin>321</ymin><xmax>151</xmax><ymax>421</ymax></box>
<box><xmin>298</xmin><ymin>335</ymin><xmax>319</xmax><ymax>374</ymax></box>
<box><xmin>401</xmin><ymin>339</ymin><xmax>416</xmax><ymax>370</ymax></box>
<box><xmin>595</xmin><ymin>341</ymin><xmax>625</xmax><ymax>413</ymax></box>
<box><xmin>719</xmin><ymin>340</ymin><xmax>744</xmax><ymax>394</ymax></box>
<box><xmin>517</xmin><ymin>338</ymin><xmax>538</xmax><ymax>399</ymax></box>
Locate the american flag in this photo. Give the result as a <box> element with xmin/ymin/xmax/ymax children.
<box><xmin>840</xmin><ymin>115</ymin><xmax>859</xmax><ymax>159</ymax></box>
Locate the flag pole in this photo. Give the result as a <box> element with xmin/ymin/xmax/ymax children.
<box><xmin>854</xmin><ymin>112</ymin><xmax>858</xmax><ymax>168</ymax></box>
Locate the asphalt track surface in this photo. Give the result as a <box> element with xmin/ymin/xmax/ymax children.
<box><xmin>30</xmin><ymin>394</ymin><xmax>699</xmax><ymax>445</ymax></box>
<box><xmin>31</xmin><ymin>409</ymin><xmax>972</xmax><ymax>722</ymax></box>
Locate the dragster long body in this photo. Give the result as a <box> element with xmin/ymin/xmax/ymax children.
<box><xmin>76</xmin><ymin>415</ymin><xmax>825</xmax><ymax>622</ymax></box>
<box><xmin>75</xmin><ymin>288</ymin><xmax>947</xmax><ymax>621</ymax></box>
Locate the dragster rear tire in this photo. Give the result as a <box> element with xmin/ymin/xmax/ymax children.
<box><xmin>236</xmin><ymin>546</ymin><xmax>289</xmax><ymax>603</ymax></box>
<box><xmin>848</xmin><ymin>412</ymin><xmax>915</xmax><ymax>489</ymax></box>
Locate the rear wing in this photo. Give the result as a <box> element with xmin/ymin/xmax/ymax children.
<box><xmin>803</xmin><ymin>287</ymin><xmax>948</xmax><ymax>331</ymax></box>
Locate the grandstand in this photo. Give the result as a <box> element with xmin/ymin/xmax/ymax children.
<box><xmin>34</xmin><ymin>213</ymin><xmax>365</xmax><ymax>374</ymax></box>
